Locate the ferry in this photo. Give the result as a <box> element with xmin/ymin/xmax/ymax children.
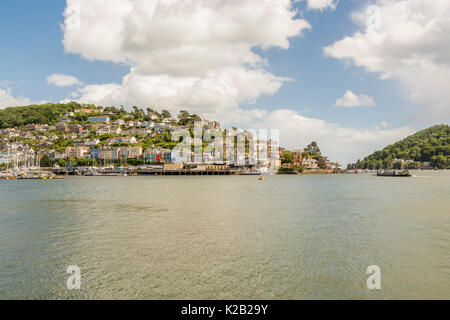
<box><xmin>376</xmin><ymin>169</ymin><xmax>412</xmax><ymax>177</ymax></box>
<box><xmin>240</xmin><ymin>171</ymin><xmax>261</xmax><ymax>176</ymax></box>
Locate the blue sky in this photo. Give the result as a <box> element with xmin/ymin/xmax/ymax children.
<box><xmin>0</xmin><ymin>0</ymin><xmax>128</xmax><ymax>100</ymax></box>
<box><xmin>1</xmin><ymin>0</ymin><xmax>448</xmax><ymax>163</ymax></box>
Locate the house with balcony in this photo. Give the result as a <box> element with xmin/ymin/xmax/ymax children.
<box><xmin>302</xmin><ymin>156</ymin><xmax>318</xmax><ymax>169</ymax></box>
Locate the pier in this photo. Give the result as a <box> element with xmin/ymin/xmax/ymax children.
<box><xmin>44</xmin><ymin>167</ymin><xmax>239</xmax><ymax>176</ymax></box>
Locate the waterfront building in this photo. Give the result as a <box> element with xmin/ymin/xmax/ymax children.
<box><xmin>0</xmin><ymin>152</ymin><xmax>10</xmax><ymax>164</ymax></box>
<box><xmin>164</xmin><ymin>163</ymin><xmax>184</xmax><ymax>171</ymax></box>
<box><xmin>292</xmin><ymin>155</ymin><xmax>304</xmax><ymax>167</ymax></box>
<box><xmin>101</xmin><ymin>148</ymin><xmax>122</xmax><ymax>161</ymax></box>
<box><xmin>122</xmin><ymin>146</ymin><xmax>143</xmax><ymax>159</ymax></box>
<box><xmin>302</xmin><ymin>156</ymin><xmax>318</xmax><ymax>169</ymax></box>
<box><xmin>66</xmin><ymin>147</ymin><xmax>90</xmax><ymax>159</ymax></box>
<box><xmin>90</xmin><ymin>148</ymin><xmax>100</xmax><ymax>160</ymax></box>
<box><xmin>144</xmin><ymin>147</ymin><xmax>172</xmax><ymax>163</ymax></box>
<box><xmin>195</xmin><ymin>164</ymin><xmax>229</xmax><ymax>171</ymax></box>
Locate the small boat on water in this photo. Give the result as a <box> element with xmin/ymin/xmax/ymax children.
<box><xmin>83</xmin><ymin>167</ymin><xmax>103</xmax><ymax>176</ymax></box>
<box><xmin>240</xmin><ymin>171</ymin><xmax>261</xmax><ymax>176</ymax></box>
<box><xmin>376</xmin><ymin>169</ymin><xmax>412</xmax><ymax>177</ymax></box>
<box><xmin>258</xmin><ymin>176</ymin><xmax>266</xmax><ymax>181</ymax></box>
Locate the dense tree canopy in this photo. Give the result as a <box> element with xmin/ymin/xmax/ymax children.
<box><xmin>303</xmin><ymin>141</ymin><xmax>322</xmax><ymax>159</ymax></box>
<box><xmin>354</xmin><ymin>125</ymin><xmax>449</xmax><ymax>169</ymax></box>
<box><xmin>161</xmin><ymin>110</ymin><xmax>172</xmax><ymax>119</ymax></box>
<box><xmin>0</xmin><ymin>102</ymin><xmax>82</xmax><ymax>128</ymax></box>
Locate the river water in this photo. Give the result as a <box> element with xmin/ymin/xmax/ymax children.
<box><xmin>0</xmin><ymin>171</ymin><xmax>449</xmax><ymax>299</ymax></box>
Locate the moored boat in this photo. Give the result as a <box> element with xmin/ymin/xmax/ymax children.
<box><xmin>376</xmin><ymin>169</ymin><xmax>412</xmax><ymax>177</ymax></box>
<box><xmin>240</xmin><ymin>171</ymin><xmax>261</xmax><ymax>176</ymax></box>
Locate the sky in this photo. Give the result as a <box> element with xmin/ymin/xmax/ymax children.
<box><xmin>1</xmin><ymin>0</ymin><xmax>449</xmax><ymax>164</ymax></box>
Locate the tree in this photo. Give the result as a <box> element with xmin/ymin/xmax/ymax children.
<box><xmin>393</xmin><ymin>161</ymin><xmax>403</xmax><ymax>170</ymax></box>
<box><xmin>146</xmin><ymin>107</ymin><xmax>159</xmax><ymax>116</ymax></box>
<box><xmin>383</xmin><ymin>158</ymin><xmax>392</xmax><ymax>169</ymax></box>
<box><xmin>178</xmin><ymin>110</ymin><xmax>190</xmax><ymax>125</ymax></box>
<box><xmin>57</xmin><ymin>159</ymin><xmax>67</xmax><ymax>167</ymax></box>
<box><xmin>0</xmin><ymin>102</ymin><xmax>82</xmax><ymax>128</ymax></box>
<box><xmin>281</xmin><ymin>150</ymin><xmax>294</xmax><ymax>164</ymax></box>
<box><xmin>431</xmin><ymin>155</ymin><xmax>447</xmax><ymax>168</ymax></box>
<box><xmin>40</xmin><ymin>154</ymin><xmax>52</xmax><ymax>168</ymax></box>
<box><xmin>375</xmin><ymin>160</ymin><xmax>383</xmax><ymax>170</ymax></box>
<box><xmin>304</xmin><ymin>141</ymin><xmax>322</xmax><ymax>159</ymax></box>
<box><xmin>407</xmin><ymin>162</ymin><xmax>420</xmax><ymax>169</ymax></box>
<box><xmin>77</xmin><ymin>158</ymin><xmax>90</xmax><ymax>167</ymax></box>
<box><xmin>350</xmin><ymin>125</ymin><xmax>449</xmax><ymax>169</ymax></box>
<box><xmin>161</xmin><ymin>110</ymin><xmax>172</xmax><ymax>119</ymax></box>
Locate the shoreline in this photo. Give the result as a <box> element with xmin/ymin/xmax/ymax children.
<box><xmin>1</xmin><ymin>168</ymin><xmax>447</xmax><ymax>180</ymax></box>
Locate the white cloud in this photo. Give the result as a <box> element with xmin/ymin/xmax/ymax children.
<box><xmin>335</xmin><ymin>90</ymin><xmax>375</xmax><ymax>108</ymax></box>
<box><xmin>62</xmin><ymin>0</ymin><xmax>310</xmax><ymax>75</ymax></box>
<box><xmin>62</xmin><ymin>0</ymin><xmax>310</xmax><ymax>111</ymax></box>
<box><xmin>47</xmin><ymin>73</ymin><xmax>82</xmax><ymax>87</ymax></box>
<box><xmin>307</xmin><ymin>0</ymin><xmax>338</xmax><ymax>12</ymax></box>
<box><xmin>75</xmin><ymin>67</ymin><xmax>288</xmax><ymax>116</ymax></box>
<box><xmin>0</xmin><ymin>84</ymin><xmax>45</xmax><ymax>109</ymax></box>
<box><xmin>325</xmin><ymin>0</ymin><xmax>450</xmax><ymax>120</ymax></box>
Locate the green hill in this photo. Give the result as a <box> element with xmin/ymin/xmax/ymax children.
<box><xmin>0</xmin><ymin>102</ymin><xmax>86</xmax><ymax>128</ymax></box>
<box><xmin>354</xmin><ymin>124</ymin><xmax>450</xmax><ymax>169</ymax></box>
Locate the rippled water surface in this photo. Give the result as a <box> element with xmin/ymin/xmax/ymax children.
<box><xmin>0</xmin><ymin>171</ymin><xmax>449</xmax><ymax>299</ymax></box>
